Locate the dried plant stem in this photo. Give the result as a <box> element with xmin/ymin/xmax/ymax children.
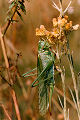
<box><xmin>1</xmin><ymin>104</ymin><xmax>12</xmax><ymax>120</ymax></box>
<box><xmin>54</xmin><ymin>87</ymin><xmax>75</xmax><ymax>109</ymax></box>
<box><xmin>0</xmin><ymin>33</ymin><xmax>21</xmax><ymax>120</ymax></box>
<box><xmin>0</xmin><ymin>25</ymin><xmax>21</xmax><ymax>120</ymax></box>
<box><xmin>67</xmin><ymin>109</ymin><xmax>69</xmax><ymax>120</ymax></box>
<box><xmin>78</xmin><ymin>72</ymin><xmax>80</xmax><ymax>102</ymax></box>
<box><xmin>69</xmin><ymin>87</ymin><xmax>78</xmax><ymax>112</ymax></box>
<box><xmin>61</xmin><ymin>68</ymin><xmax>67</xmax><ymax>120</ymax></box>
<box><xmin>66</xmin><ymin>34</ymin><xmax>80</xmax><ymax>118</ymax></box>
<box><xmin>3</xmin><ymin>7</ymin><xmax>17</xmax><ymax>36</ymax></box>
<box><xmin>59</xmin><ymin>0</ymin><xmax>63</xmax><ymax>17</ymax></box>
<box><xmin>11</xmin><ymin>90</ymin><xmax>21</xmax><ymax>120</ymax></box>
<box><xmin>58</xmin><ymin>95</ymin><xmax>64</xmax><ymax>109</ymax></box>
<box><xmin>0</xmin><ymin>30</ymin><xmax>9</xmax><ymax>68</ymax></box>
<box><xmin>64</xmin><ymin>25</ymin><xmax>80</xmax><ymax>119</ymax></box>
<box><xmin>56</xmin><ymin>44</ymin><xmax>67</xmax><ymax>120</ymax></box>
<box><xmin>64</xmin><ymin>1</ymin><xmax>72</xmax><ymax>14</ymax></box>
<box><xmin>52</xmin><ymin>97</ymin><xmax>63</xmax><ymax>113</ymax></box>
<box><xmin>69</xmin><ymin>61</ymin><xmax>80</xmax><ymax>119</ymax></box>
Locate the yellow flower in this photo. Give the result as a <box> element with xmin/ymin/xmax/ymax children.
<box><xmin>40</xmin><ymin>25</ymin><xmax>46</xmax><ymax>30</ymax></box>
<box><xmin>36</xmin><ymin>25</ymin><xmax>46</xmax><ymax>36</ymax></box>
<box><xmin>65</xmin><ymin>23</ymin><xmax>70</xmax><ymax>30</ymax></box>
<box><xmin>61</xmin><ymin>18</ymin><xmax>67</xmax><ymax>27</ymax></box>
<box><xmin>69</xmin><ymin>21</ymin><xmax>72</xmax><ymax>27</ymax></box>
<box><xmin>45</xmin><ymin>30</ymin><xmax>50</xmax><ymax>36</ymax></box>
<box><xmin>52</xmin><ymin>18</ymin><xmax>58</xmax><ymax>27</ymax></box>
<box><xmin>51</xmin><ymin>28</ymin><xmax>59</xmax><ymax>38</ymax></box>
<box><xmin>64</xmin><ymin>15</ymin><xmax>68</xmax><ymax>20</ymax></box>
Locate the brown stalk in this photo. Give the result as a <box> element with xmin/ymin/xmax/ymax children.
<box><xmin>0</xmin><ymin>6</ymin><xmax>21</xmax><ymax>120</ymax></box>
<box><xmin>56</xmin><ymin>41</ymin><xmax>67</xmax><ymax>120</ymax></box>
<box><xmin>68</xmin><ymin>60</ymin><xmax>80</xmax><ymax>119</ymax></box>
<box><xmin>65</xmin><ymin>33</ymin><xmax>80</xmax><ymax>119</ymax></box>
<box><xmin>11</xmin><ymin>90</ymin><xmax>21</xmax><ymax>120</ymax></box>
<box><xmin>61</xmin><ymin>67</ymin><xmax>67</xmax><ymax>120</ymax></box>
<box><xmin>0</xmin><ymin>30</ymin><xmax>21</xmax><ymax>120</ymax></box>
<box><xmin>54</xmin><ymin>87</ymin><xmax>75</xmax><ymax>109</ymax></box>
<box><xmin>3</xmin><ymin>7</ymin><xmax>17</xmax><ymax>36</ymax></box>
<box><xmin>52</xmin><ymin>97</ymin><xmax>63</xmax><ymax>113</ymax></box>
<box><xmin>1</xmin><ymin>104</ymin><xmax>12</xmax><ymax>120</ymax></box>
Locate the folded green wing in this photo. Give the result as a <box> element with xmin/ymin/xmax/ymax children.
<box><xmin>38</xmin><ymin>40</ymin><xmax>54</xmax><ymax>115</ymax></box>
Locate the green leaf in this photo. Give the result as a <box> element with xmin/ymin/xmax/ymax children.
<box><xmin>17</xmin><ymin>11</ymin><xmax>23</xmax><ymax>21</ymax></box>
<box><xmin>18</xmin><ymin>1</ymin><xmax>26</xmax><ymax>14</ymax></box>
<box><xmin>9</xmin><ymin>1</ymin><xmax>15</xmax><ymax>10</ymax></box>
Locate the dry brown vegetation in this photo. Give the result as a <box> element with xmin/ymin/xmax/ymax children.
<box><xmin>0</xmin><ymin>0</ymin><xmax>80</xmax><ymax>120</ymax></box>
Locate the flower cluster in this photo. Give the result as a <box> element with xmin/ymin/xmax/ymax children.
<box><xmin>36</xmin><ymin>15</ymin><xmax>79</xmax><ymax>45</ymax></box>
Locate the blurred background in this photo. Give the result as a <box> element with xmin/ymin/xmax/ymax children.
<box><xmin>0</xmin><ymin>0</ymin><xmax>80</xmax><ymax>120</ymax></box>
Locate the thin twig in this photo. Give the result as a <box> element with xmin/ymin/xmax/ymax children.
<box><xmin>67</xmin><ymin>108</ymin><xmax>69</xmax><ymax>120</ymax></box>
<box><xmin>65</xmin><ymin>19</ymin><xmax>80</xmax><ymax>119</ymax></box>
<box><xmin>54</xmin><ymin>87</ymin><xmax>75</xmax><ymax>109</ymax></box>
<box><xmin>0</xmin><ymin>16</ymin><xmax>21</xmax><ymax>120</ymax></box>
<box><xmin>1</xmin><ymin>104</ymin><xmax>12</xmax><ymax>120</ymax></box>
<box><xmin>69</xmin><ymin>62</ymin><xmax>80</xmax><ymax>119</ymax></box>
<box><xmin>64</xmin><ymin>1</ymin><xmax>72</xmax><ymax>14</ymax></box>
<box><xmin>3</xmin><ymin>6</ymin><xmax>17</xmax><ymax>36</ymax></box>
<box><xmin>52</xmin><ymin>0</ymin><xmax>60</xmax><ymax>12</ymax></box>
<box><xmin>69</xmin><ymin>87</ymin><xmax>78</xmax><ymax>112</ymax></box>
<box><xmin>0</xmin><ymin>73</ymin><xmax>21</xmax><ymax>120</ymax></box>
<box><xmin>0</xmin><ymin>29</ymin><xmax>9</xmax><ymax>69</ymax></box>
<box><xmin>77</xmin><ymin>72</ymin><xmax>80</xmax><ymax>103</ymax></box>
<box><xmin>58</xmin><ymin>95</ymin><xmax>64</xmax><ymax>109</ymax></box>
<box><xmin>52</xmin><ymin>97</ymin><xmax>63</xmax><ymax>113</ymax></box>
<box><xmin>11</xmin><ymin>90</ymin><xmax>21</xmax><ymax>120</ymax></box>
<box><xmin>0</xmin><ymin>74</ymin><xmax>12</xmax><ymax>87</ymax></box>
<box><xmin>61</xmin><ymin>67</ymin><xmax>67</xmax><ymax>120</ymax></box>
<box><xmin>55</xmin><ymin>36</ymin><xmax>67</xmax><ymax>120</ymax></box>
<box><xmin>59</xmin><ymin>0</ymin><xmax>63</xmax><ymax>17</ymax></box>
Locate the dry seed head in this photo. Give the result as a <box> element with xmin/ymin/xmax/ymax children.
<box><xmin>73</xmin><ymin>24</ymin><xmax>79</xmax><ymax>30</ymax></box>
<box><xmin>40</xmin><ymin>25</ymin><xmax>46</xmax><ymax>30</ymax></box>
<box><xmin>36</xmin><ymin>28</ymin><xmax>45</xmax><ymax>36</ymax></box>
<box><xmin>61</xmin><ymin>18</ymin><xmax>67</xmax><ymax>27</ymax></box>
<box><xmin>51</xmin><ymin>28</ymin><xmax>59</xmax><ymax>38</ymax></box>
<box><xmin>64</xmin><ymin>15</ymin><xmax>68</xmax><ymax>20</ymax></box>
<box><xmin>65</xmin><ymin>23</ymin><xmax>71</xmax><ymax>30</ymax></box>
<box><xmin>36</xmin><ymin>15</ymin><xmax>79</xmax><ymax>45</ymax></box>
<box><xmin>52</xmin><ymin>18</ymin><xmax>58</xmax><ymax>27</ymax></box>
<box><xmin>69</xmin><ymin>21</ymin><xmax>72</xmax><ymax>27</ymax></box>
<box><xmin>36</xmin><ymin>25</ymin><xmax>46</xmax><ymax>36</ymax></box>
<box><xmin>45</xmin><ymin>31</ymin><xmax>50</xmax><ymax>36</ymax></box>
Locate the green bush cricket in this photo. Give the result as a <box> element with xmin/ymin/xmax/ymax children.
<box><xmin>22</xmin><ymin>39</ymin><xmax>55</xmax><ymax>115</ymax></box>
